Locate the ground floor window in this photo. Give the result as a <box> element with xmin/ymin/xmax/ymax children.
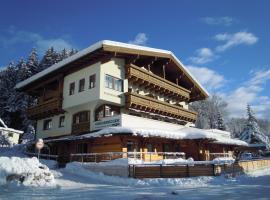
<box><xmin>147</xmin><ymin>144</ymin><xmax>153</xmax><ymax>152</ymax></box>
<box><xmin>76</xmin><ymin>143</ymin><xmax>88</xmax><ymax>154</ymax></box>
<box><xmin>73</xmin><ymin>111</ymin><xmax>90</xmax><ymax>124</ymax></box>
<box><xmin>95</xmin><ymin>104</ymin><xmax>120</xmax><ymax>121</ymax></box>
<box><xmin>127</xmin><ymin>141</ymin><xmax>138</xmax><ymax>152</ymax></box>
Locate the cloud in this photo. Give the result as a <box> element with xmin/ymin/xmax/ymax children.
<box><xmin>128</xmin><ymin>33</ymin><xmax>148</xmax><ymax>45</ymax></box>
<box><xmin>0</xmin><ymin>27</ymin><xmax>74</xmax><ymax>53</ymax></box>
<box><xmin>214</xmin><ymin>31</ymin><xmax>258</xmax><ymax>52</ymax></box>
<box><xmin>188</xmin><ymin>48</ymin><xmax>216</xmax><ymax>64</ymax></box>
<box><xmin>187</xmin><ymin>64</ymin><xmax>270</xmax><ymax>118</ymax></box>
<box><xmin>186</xmin><ymin>65</ymin><xmax>226</xmax><ymax>91</ymax></box>
<box><xmin>200</xmin><ymin>17</ymin><xmax>234</xmax><ymax>26</ymax></box>
<box><xmin>220</xmin><ymin>69</ymin><xmax>270</xmax><ymax>118</ymax></box>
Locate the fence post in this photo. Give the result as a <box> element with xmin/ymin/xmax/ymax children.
<box><xmin>133</xmin><ymin>165</ymin><xmax>136</xmax><ymax>178</ymax></box>
<box><xmin>186</xmin><ymin>164</ymin><xmax>190</xmax><ymax>177</ymax></box>
<box><xmin>160</xmin><ymin>164</ymin><xmax>162</xmax><ymax>178</ymax></box>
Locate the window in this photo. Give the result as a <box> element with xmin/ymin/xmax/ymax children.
<box><xmin>69</xmin><ymin>82</ymin><xmax>75</xmax><ymax>95</ymax></box>
<box><xmin>59</xmin><ymin>116</ymin><xmax>65</xmax><ymax>127</ymax></box>
<box><xmin>43</xmin><ymin>119</ymin><xmax>52</xmax><ymax>130</ymax></box>
<box><xmin>105</xmin><ymin>74</ymin><xmax>123</xmax><ymax>91</ymax></box>
<box><xmin>147</xmin><ymin>144</ymin><xmax>153</xmax><ymax>152</ymax></box>
<box><xmin>8</xmin><ymin>133</ymin><xmax>13</xmax><ymax>137</ymax></box>
<box><xmin>95</xmin><ymin>104</ymin><xmax>120</xmax><ymax>121</ymax></box>
<box><xmin>127</xmin><ymin>141</ymin><xmax>139</xmax><ymax>152</ymax></box>
<box><xmin>89</xmin><ymin>74</ymin><xmax>96</xmax><ymax>89</ymax></box>
<box><xmin>76</xmin><ymin>143</ymin><xmax>88</xmax><ymax>153</ymax></box>
<box><xmin>163</xmin><ymin>144</ymin><xmax>170</xmax><ymax>152</ymax></box>
<box><xmin>79</xmin><ymin>79</ymin><xmax>85</xmax><ymax>92</ymax></box>
<box><xmin>73</xmin><ymin>111</ymin><xmax>89</xmax><ymax>124</ymax></box>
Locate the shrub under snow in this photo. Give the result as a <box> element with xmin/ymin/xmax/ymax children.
<box><xmin>0</xmin><ymin>157</ymin><xmax>55</xmax><ymax>187</ymax></box>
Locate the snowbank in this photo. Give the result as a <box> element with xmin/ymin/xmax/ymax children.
<box><xmin>0</xmin><ymin>157</ymin><xmax>55</xmax><ymax>187</ymax></box>
<box><xmin>64</xmin><ymin>161</ymin><xmax>213</xmax><ymax>187</ymax></box>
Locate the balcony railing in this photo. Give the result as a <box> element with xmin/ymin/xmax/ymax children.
<box><xmin>27</xmin><ymin>97</ymin><xmax>63</xmax><ymax>120</ymax></box>
<box><xmin>72</xmin><ymin>121</ymin><xmax>90</xmax><ymax>135</ymax></box>
<box><xmin>126</xmin><ymin>64</ymin><xmax>190</xmax><ymax>101</ymax></box>
<box><xmin>125</xmin><ymin>92</ymin><xmax>197</xmax><ymax>122</ymax></box>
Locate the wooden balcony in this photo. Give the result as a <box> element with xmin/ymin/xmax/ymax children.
<box><xmin>126</xmin><ymin>64</ymin><xmax>191</xmax><ymax>101</ymax></box>
<box><xmin>27</xmin><ymin>97</ymin><xmax>63</xmax><ymax>120</ymax></box>
<box><xmin>72</xmin><ymin>121</ymin><xmax>90</xmax><ymax>135</ymax></box>
<box><xmin>125</xmin><ymin>92</ymin><xmax>197</xmax><ymax>122</ymax></box>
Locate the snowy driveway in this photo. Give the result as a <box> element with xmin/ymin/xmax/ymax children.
<box><xmin>1</xmin><ymin>167</ymin><xmax>270</xmax><ymax>200</ymax></box>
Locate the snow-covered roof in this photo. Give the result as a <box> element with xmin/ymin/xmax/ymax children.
<box><xmin>15</xmin><ymin>40</ymin><xmax>209</xmax><ymax>97</ymax></box>
<box><xmin>45</xmin><ymin>126</ymin><xmax>248</xmax><ymax>146</ymax></box>
<box><xmin>0</xmin><ymin>118</ymin><xmax>23</xmax><ymax>135</ymax></box>
<box><xmin>0</xmin><ymin>127</ymin><xmax>23</xmax><ymax>135</ymax></box>
<box><xmin>0</xmin><ymin>118</ymin><xmax>7</xmax><ymax>128</ymax></box>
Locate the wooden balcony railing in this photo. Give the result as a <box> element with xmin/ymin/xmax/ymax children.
<box><xmin>125</xmin><ymin>92</ymin><xmax>197</xmax><ymax>122</ymax></box>
<box><xmin>27</xmin><ymin>97</ymin><xmax>63</xmax><ymax>120</ymax></box>
<box><xmin>72</xmin><ymin>121</ymin><xmax>90</xmax><ymax>135</ymax></box>
<box><xmin>126</xmin><ymin>64</ymin><xmax>191</xmax><ymax>101</ymax></box>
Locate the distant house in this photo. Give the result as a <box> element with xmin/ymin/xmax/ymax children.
<box><xmin>16</xmin><ymin>40</ymin><xmax>248</xmax><ymax>161</ymax></box>
<box><xmin>0</xmin><ymin>118</ymin><xmax>23</xmax><ymax>146</ymax></box>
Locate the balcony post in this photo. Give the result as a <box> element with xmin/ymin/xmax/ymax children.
<box><xmin>162</xmin><ymin>65</ymin><xmax>166</xmax><ymax>79</ymax></box>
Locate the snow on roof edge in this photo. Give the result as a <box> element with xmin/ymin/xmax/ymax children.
<box><xmin>15</xmin><ymin>40</ymin><xmax>209</xmax><ymax>96</ymax></box>
<box><xmin>44</xmin><ymin>126</ymin><xmax>248</xmax><ymax>146</ymax></box>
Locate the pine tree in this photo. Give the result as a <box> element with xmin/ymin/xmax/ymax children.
<box><xmin>61</xmin><ymin>48</ymin><xmax>70</xmax><ymax>60</ymax></box>
<box><xmin>26</xmin><ymin>48</ymin><xmax>39</xmax><ymax>75</ymax></box>
<box><xmin>239</xmin><ymin>104</ymin><xmax>270</xmax><ymax>149</ymax></box>
<box><xmin>39</xmin><ymin>47</ymin><xmax>58</xmax><ymax>71</ymax></box>
<box><xmin>69</xmin><ymin>48</ymin><xmax>78</xmax><ymax>56</ymax></box>
<box><xmin>217</xmin><ymin>111</ymin><xmax>226</xmax><ymax>131</ymax></box>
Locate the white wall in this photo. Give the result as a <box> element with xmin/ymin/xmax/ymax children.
<box><xmin>99</xmin><ymin>58</ymin><xmax>127</xmax><ymax>105</ymax></box>
<box><xmin>62</xmin><ymin>62</ymin><xmax>100</xmax><ymax>109</ymax></box>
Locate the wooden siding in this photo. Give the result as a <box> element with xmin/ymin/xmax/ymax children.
<box><xmin>27</xmin><ymin>97</ymin><xmax>63</xmax><ymax>120</ymax></box>
<box><xmin>125</xmin><ymin>92</ymin><xmax>197</xmax><ymax>122</ymax></box>
<box><xmin>126</xmin><ymin>64</ymin><xmax>190</xmax><ymax>101</ymax></box>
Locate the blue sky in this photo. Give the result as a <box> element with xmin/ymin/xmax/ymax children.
<box><xmin>0</xmin><ymin>0</ymin><xmax>269</xmax><ymax>118</ymax></box>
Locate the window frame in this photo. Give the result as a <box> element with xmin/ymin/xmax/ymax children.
<box><xmin>43</xmin><ymin>119</ymin><xmax>52</xmax><ymax>130</ymax></box>
<box><xmin>73</xmin><ymin>111</ymin><xmax>90</xmax><ymax>124</ymax></box>
<box><xmin>105</xmin><ymin>74</ymin><xmax>123</xmax><ymax>92</ymax></box>
<box><xmin>89</xmin><ymin>74</ymin><xmax>96</xmax><ymax>89</ymax></box>
<box><xmin>59</xmin><ymin>116</ymin><xmax>65</xmax><ymax>128</ymax></box>
<box><xmin>78</xmin><ymin>78</ymin><xmax>85</xmax><ymax>92</ymax></box>
<box><xmin>69</xmin><ymin>82</ymin><xmax>75</xmax><ymax>95</ymax></box>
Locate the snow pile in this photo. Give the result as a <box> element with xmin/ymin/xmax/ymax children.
<box><xmin>212</xmin><ymin>157</ymin><xmax>235</xmax><ymax>165</ymax></box>
<box><xmin>64</xmin><ymin>161</ymin><xmax>213</xmax><ymax>187</ymax></box>
<box><xmin>0</xmin><ymin>157</ymin><xmax>55</xmax><ymax>187</ymax></box>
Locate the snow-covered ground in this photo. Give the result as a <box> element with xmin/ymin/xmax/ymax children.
<box><xmin>1</xmin><ymin>146</ymin><xmax>270</xmax><ymax>200</ymax></box>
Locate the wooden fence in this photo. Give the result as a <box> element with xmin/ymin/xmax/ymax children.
<box><xmin>128</xmin><ymin>159</ymin><xmax>270</xmax><ymax>178</ymax></box>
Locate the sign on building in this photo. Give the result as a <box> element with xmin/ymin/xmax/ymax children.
<box><xmin>94</xmin><ymin>116</ymin><xmax>121</xmax><ymax>130</ymax></box>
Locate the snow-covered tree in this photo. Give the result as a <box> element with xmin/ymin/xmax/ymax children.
<box><xmin>39</xmin><ymin>47</ymin><xmax>59</xmax><ymax>71</ymax></box>
<box><xmin>239</xmin><ymin>105</ymin><xmax>270</xmax><ymax>149</ymax></box>
<box><xmin>191</xmin><ymin>94</ymin><xmax>228</xmax><ymax>129</ymax></box>
<box><xmin>26</xmin><ymin>48</ymin><xmax>39</xmax><ymax>75</ymax></box>
<box><xmin>217</xmin><ymin>111</ymin><xmax>226</xmax><ymax>131</ymax></box>
<box><xmin>21</xmin><ymin>124</ymin><xmax>35</xmax><ymax>144</ymax></box>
